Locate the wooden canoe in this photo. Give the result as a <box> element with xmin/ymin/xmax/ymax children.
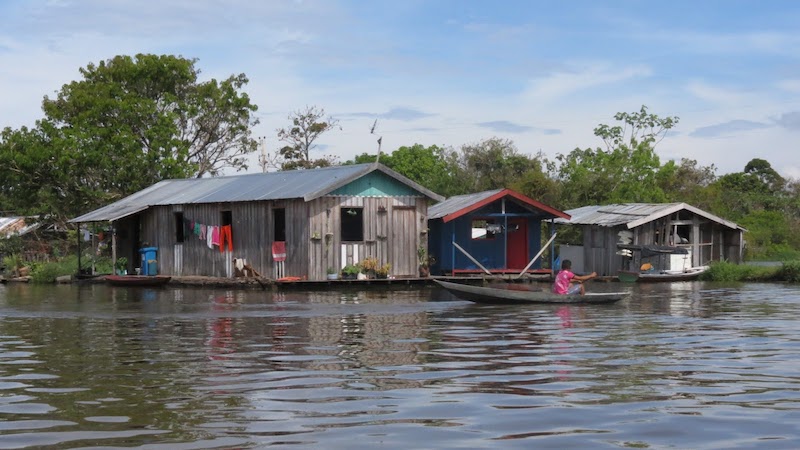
<box><xmin>434</xmin><ymin>280</ymin><xmax>627</xmax><ymax>304</ymax></box>
<box><xmin>105</xmin><ymin>275</ymin><xmax>172</xmax><ymax>287</ymax></box>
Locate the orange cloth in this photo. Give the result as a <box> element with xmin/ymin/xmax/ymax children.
<box><xmin>219</xmin><ymin>225</ymin><xmax>233</xmax><ymax>253</ymax></box>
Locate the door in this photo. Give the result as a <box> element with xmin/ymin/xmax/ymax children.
<box><xmin>506</xmin><ymin>218</ymin><xmax>528</xmax><ymax>270</ymax></box>
<box><xmin>391</xmin><ymin>207</ymin><xmax>416</xmax><ymax>276</ymax></box>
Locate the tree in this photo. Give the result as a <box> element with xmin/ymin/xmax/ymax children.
<box><xmin>388</xmin><ymin>144</ymin><xmax>459</xmax><ymax>197</ymax></box>
<box><xmin>556</xmin><ymin>106</ymin><xmax>678</xmax><ymax>207</ymax></box>
<box><xmin>453</xmin><ymin>138</ymin><xmax>541</xmax><ymax>194</ymax></box>
<box><xmin>658</xmin><ymin>158</ymin><xmax>717</xmax><ymax>209</ymax></box>
<box><xmin>277</xmin><ymin>106</ymin><xmax>340</xmax><ymax>169</ymax></box>
<box><xmin>0</xmin><ymin>54</ymin><xmax>259</xmax><ymax>226</ymax></box>
<box><xmin>42</xmin><ymin>54</ymin><xmax>259</xmax><ymax>180</ymax></box>
<box><xmin>711</xmin><ymin>158</ymin><xmax>787</xmax><ymax>220</ymax></box>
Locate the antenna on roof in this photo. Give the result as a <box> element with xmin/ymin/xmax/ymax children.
<box><xmin>257</xmin><ymin>137</ymin><xmax>268</xmax><ymax>173</ymax></box>
<box><xmin>370</xmin><ymin>119</ymin><xmax>382</xmax><ymax>164</ymax></box>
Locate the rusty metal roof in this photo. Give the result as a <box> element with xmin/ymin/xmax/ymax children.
<box><xmin>0</xmin><ymin>216</ymin><xmax>41</xmax><ymax>237</ymax></box>
<box><xmin>70</xmin><ymin>163</ymin><xmax>444</xmax><ymax>223</ymax></box>
<box><xmin>556</xmin><ymin>203</ymin><xmax>744</xmax><ymax>230</ymax></box>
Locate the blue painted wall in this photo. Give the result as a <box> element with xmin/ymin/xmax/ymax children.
<box><xmin>429</xmin><ymin>200</ymin><xmax>546</xmax><ymax>274</ymax></box>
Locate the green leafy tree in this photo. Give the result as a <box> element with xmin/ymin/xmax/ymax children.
<box><xmin>711</xmin><ymin>158</ymin><xmax>786</xmax><ymax>220</ymax></box>
<box><xmin>348</xmin><ymin>144</ymin><xmax>460</xmax><ymax>197</ymax></box>
<box><xmin>384</xmin><ymin>144</ymin><xmax>459</xmax><ymax>197</ymax></box>
<box><xmin>510</xmin><ymin>152</ymin><xmax>561</xmax><ymax>208</ymax></box>
<box><xmin>277</xmin><ymin>106</ymin><xmax>340</xmax><ymax>170</ymax></box>
<box><xmin>43</xmin><ymin>54</ymin><xmax>259</xmax><ymax>180</ymax></box>
<box><xmin>1</xmin><ymin>54</ymin><xmax>259</xmax><ymax>225</ymax></box>
<box><xmin>739</xmin><ymin>210</ymin><xmax>800</xmax><ymax>260</ymax></box>
<box><xmin>454</xmin><ymin>137</ymin><xmax>541</xmax><ymax>194</ymax></box>
<box><xmin>658</xmin><ymin>158</ymin><xmax>717</xmax><ymax>209</ymax></box>
<box><xmin>557</xmin><ymin>105</ymin><xmax>678</xmax><ymax>208</ymax></box>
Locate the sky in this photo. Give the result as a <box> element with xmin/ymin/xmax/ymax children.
<box><xmin>1</xmin><ymin>0</ymin><xmax>799</xmax><ymax>178</ymax></box>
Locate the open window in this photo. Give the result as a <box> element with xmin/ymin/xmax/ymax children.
<box><xmin>341</xmin><ymin>207</ymin><xmax>364</xmax><ymax>242</ymax></box>
<box><xmin>472</xmin><ymin>219</ymin><xmax>499</xmax><ymax>240</ymax></box>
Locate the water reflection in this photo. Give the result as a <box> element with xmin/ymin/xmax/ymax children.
<box><xmin>0</xmin><ymin>282</ymin><xmax>798</xmax><ymax>448</ymax></box>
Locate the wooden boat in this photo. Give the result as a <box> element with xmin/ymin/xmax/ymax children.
<box><xmin>105</xmin><ymin>275</ymin><xmax>172</xmax><ymax>287</ymax></box>
<box><xmin>637</xmin><ymin>266</ymin><xmax>708</xmax><ymax>282</ymax></box>
<box><xmin>434</xmin><ymin>279</ymin><xmax>627</xmax><ymax>304</ymax></box>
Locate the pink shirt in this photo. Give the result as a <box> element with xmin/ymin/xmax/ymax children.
<box><xmin>553</xmin><ymin>269</ymin><xmax>575</xmax><ymax>294</ymax></box>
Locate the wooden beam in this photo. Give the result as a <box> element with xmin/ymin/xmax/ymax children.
<box><xmin>452</xmin><ymin>242</ymin><xmax>492</xmax><ymax>275</ymax></box>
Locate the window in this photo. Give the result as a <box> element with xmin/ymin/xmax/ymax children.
<box><xmin>174</xmin><ymin>212</ymin><xmax>184</xmax><ymax>243</ymax></box>
<box><xmin>341</xmin><ymin>207</ymin><xmax>363</xmax><ymax>241</ymax></box>
<box><xmin>273</xmin><ymin>208</ymin><xmax>286</xmax><ymax>242</ymax></box>
<box><xmin>472</xmin><ymin>219</ymin><xmax>498</xmax><ymax>240</ymax></box>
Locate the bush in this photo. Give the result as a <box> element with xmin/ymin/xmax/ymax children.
<box><xmin>777</xmin><ymin>260</ymin><xmax>800</xmax><ymax>283</ymax></box>
<box><xmin>702</xmin><ymin>261</ymin><xmax>778</xmax><ymax>282</ymax></box>
<box><xmin>30</xmin><ymin>256</ymin><xmax>80</xmax><ymax>283</ymax></box>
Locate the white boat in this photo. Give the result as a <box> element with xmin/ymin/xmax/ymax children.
<box><xmin>637</xmin><ymin>265</ymin><xmax>709</xmax><ymax>282</ymax></box>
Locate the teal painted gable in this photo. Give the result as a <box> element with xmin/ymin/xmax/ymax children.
<box><xmin>330</xmin><ymin>172</ymin><xmax>422</xmax><ymax>197</ymax></box>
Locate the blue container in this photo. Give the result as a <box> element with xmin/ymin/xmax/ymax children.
<box><xmin>139</xmin><ymin>247</ymin><xmax>158</xmax><ymax>276</ymax></box>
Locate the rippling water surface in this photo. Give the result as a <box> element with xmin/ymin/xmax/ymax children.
<box><xmin>0</xmin><ymin>281</ymin><xmax>798</xmax><ymax>449</ymax></box>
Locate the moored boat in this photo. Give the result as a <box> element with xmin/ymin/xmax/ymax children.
<box><xmin>434</xmin><ymin>279</ymin><xmax>627</xmax><ymax>304</ymax></box>
<box><xmin>637</xmin><ymin>266</ymin><xmax>708</xmax><ymax>282</ymax></box>
<box><xmin>105</xmin><ymin>275</ymin><xmax>172</xmax><ymax>287</ymax></box>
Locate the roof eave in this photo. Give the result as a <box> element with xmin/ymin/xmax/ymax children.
<box><xmin>442</xmin><ymin>188</ymin><xmax>570</xmax><ymax>223</ymax></box>
<box><xmin>625</xmin><ymin>202</ymin><xmax>743</xmax><ymax>230</ymax></box>
<box><xmin>303</xmin><ymin>163</ymin><xmax>445</xmax><ymax>202</ymax></box>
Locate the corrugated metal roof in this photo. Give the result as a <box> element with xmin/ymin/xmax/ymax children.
<box><xmin>429</xmin><ymin>189</ymin><xmax>504</xmax><ymax>219</ymax></box>
<box><xmin>0</xmin><ymin>216</ymin><xmax>41</xmax><ymax>237</ymax></box>
<box><xmin>70</xmin><ymin>163</ymin><xmax>444</xmax><ymax>223</ymax></box>
<box><xmin>556</xmin><ymin>203</ymin><xmax>744</xmax><ymax>230</ymax></box>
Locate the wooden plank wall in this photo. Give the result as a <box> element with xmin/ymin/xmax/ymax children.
<box><xmin>136</xmin><ymin>195</ymin><xmax>428</xmax><ymax>280</ymax></box>
<box><xmin>307</xmin><ymin>195</ymin><xmax>424</xmax><ymax>280</ymax></box>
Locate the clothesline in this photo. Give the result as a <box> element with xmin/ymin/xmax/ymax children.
<box><xmin>184</xmin><ymin>218</ymin><xmax>233</xmax><ymax>253</ymax></box>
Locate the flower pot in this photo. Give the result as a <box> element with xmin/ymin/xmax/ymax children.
<box><xmin>327</xmin><ymin>273</ymin><xmax>339</xmax><ymax>280</ymax></box>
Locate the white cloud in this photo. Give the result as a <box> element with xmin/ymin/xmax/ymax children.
<box><xmin>522</xmin><ymin>64</ymin><xmax>652</xmax><ymax>103</ymax></box>
<box><xmin>685</xmin><ymin>80</ymin><xmax>753</xmax><ymax>107</ymax></box>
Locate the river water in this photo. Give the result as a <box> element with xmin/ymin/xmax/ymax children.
<box><xmin>0</xmin><ymin>281</ymin><xmax>798</xmax><ymax>449</ymax></box>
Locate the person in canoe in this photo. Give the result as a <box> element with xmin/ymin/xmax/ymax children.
<box><xmin>553</xmin><ymin>259</ymin><xmax>597</xmax><ymax>295</ymax></box>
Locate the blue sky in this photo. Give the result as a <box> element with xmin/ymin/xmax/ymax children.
<box><xmin>1</xmin><ymin>0</ymin><xmax>799</xmax><ymax>177</ymax></box>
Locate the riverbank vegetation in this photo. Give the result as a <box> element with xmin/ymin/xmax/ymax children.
<box><xmin>2</xmin><ymin>54</ymin><xmax>800</xmax><ymax>282</ymax></box>
<box><xmin>702</xmin><ymin>261</ymin><xmax>800</xmax><ymax>283</ymax></box>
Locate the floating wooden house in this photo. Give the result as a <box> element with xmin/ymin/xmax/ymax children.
<box><xmin>427</xmin><ymin>189</ymin><xmax>570</xmax><ymax>276</ymax></box>
<box><xmin>555</xmin><ymin>203</ymin><xmax>746</xmax><ymax>276</ymax></box>
<box><xmin>69</xmin><ymin>163</ymin><xmax>444</xmax><ymax>280</ymax></box>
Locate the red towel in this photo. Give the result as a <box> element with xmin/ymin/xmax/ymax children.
<box><xmin>272</xmin><ymin>241</ymin><xmax>286</xmax><ymax>261</ymax></box>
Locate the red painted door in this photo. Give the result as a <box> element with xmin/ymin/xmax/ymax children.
<box><xmin>506</xmin><ymin>218</ymin><xmax>528</xmax><ymax>269</ymax></box>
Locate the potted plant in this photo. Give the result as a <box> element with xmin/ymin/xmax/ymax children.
<box><xmin>417</xmin><ymin>245</ymin><xmax>430</xmax><ymax>277</ymax></box>
<box><xmin>341</xmin><ymin>264</ymin><xmax>360</xmax><ymax>280</ymax></box>
<box><xmin>375</xmin><ymin>263</ymin><xmax>391</xmax><ymax>279</ymax></box>
<box><xmin>115</xmin><ymin>257</ymin><xmax>128</xmax><ymax>275</ymax></box>
<box><xmin>358</xmin><ymin>257</ymin><xmax>379</xmax><ymax>278</ymax></box>
<box><xmin>326</xmin><ymin>267</ymin><xmax>339</xmax><ymax>280</ymax></box>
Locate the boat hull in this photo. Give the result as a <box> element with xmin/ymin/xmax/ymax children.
<box><xmin>105</xmin><ymin>275</ymin><xmax>172</xmax><ymax>287</ymax></box>
<box><xmin>637</xmin><ymin>266</ymin><xmax>708</xmax><ymax>282</ymax></box>
<box><xmin>434</xmin><ymin>280</ymin><xmax>626</xmax><ymax>304</ymax></box>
